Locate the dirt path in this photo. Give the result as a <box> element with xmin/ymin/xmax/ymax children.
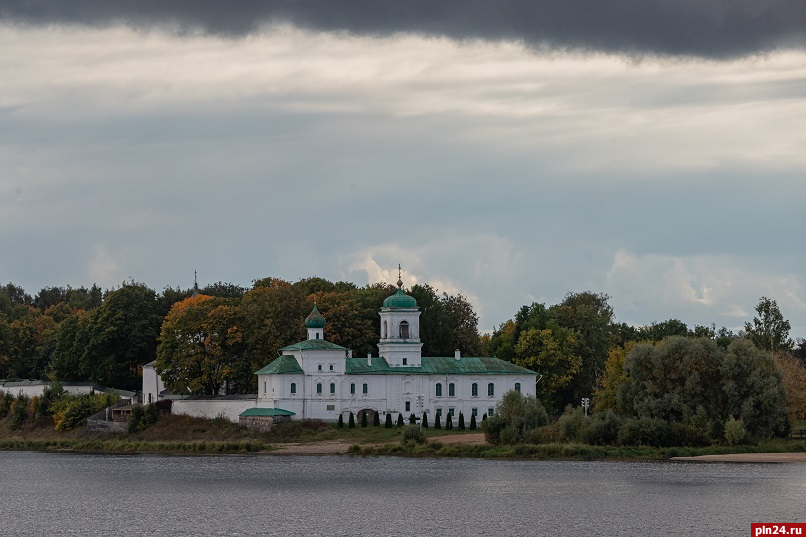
<box><xmin>428</xmin><ymin>433</ymin><xmax>486</xmax><ymax>445</ymax></box>
<box><xmin>670</xmin><ymin>453</ymin><xmax>806</xmax><ymax>463</ymax></box>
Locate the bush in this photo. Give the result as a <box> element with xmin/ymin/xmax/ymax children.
<box><xmin>52</xmin><ymin>393</ymin><xmax>119</xmax><ymax>431</ymax></box>
<box><xmin>401</xmin><ymin>425</ymin><xmax>426</xmax><ymax>445</ymax></box>
<box><xmin>338</xmin><ymin>414</ymin><xmax>344</xmax><ymax>428</ymax></box>
<box><xmin>129</xmin><ymin>404</ymin><xmax>159</xmax><ymax>433</ymax></box>
<box><xmin>445</xmin><ymin>413</ymin><xmax>453</xmax><ymax>430</ymax></box>
<box><xmin>10</xmin><ymin>395</ymin><xmax>29</xmax><ymax>430</ymax></box>
<box><xmin>469</xmin><ymin>414</ymin><xmax>477</xmax><ymax>430</ymax></box>
<box><xmin>348</xmin><ymin>412</ymin><xmax>355</xmax><ymax>428</ymax></box>
<box><xmin>373</xmin><ymin>411</ymin><xmax>381</xmax><ymax>427</ymax></box>
<box><xmin>397</xmin><ymin>413</ymin><xmax>404</xmax><ymax>427</ymax></box>
<box><xmin>434</xmin><ymin>413</ymin><xmax>442</xmax><ymax>430</ymax></box>
<box><xmin>361</xmin><ymin>411</ymin><xmax>368</xmax><ymax>428</ymax></box>
<box><xmin>617</xmin><ymin>418</ymin><xmax>671</xmax><ymax>447</ymax></box>
<box><xmin>724</xmin><ymin>416</ymin><xmax>747</xmax><ymax>446</ymax></box>
<box><xmin>558</xmin><ymin>406</ymin><xmax>586</xmax><ymax>442</ymax></box>
<box><xmin>385</xmin><ymin>413</ymin><xmax>393</xmax><ymax>428</ymax></box>
<box><xmin>0</xmin><ymin>392</ymin><xmax>14</xmax><ymax>418</ymax></box>
<box><xmin>458</xmin><ymin>412</ymin><xmax>465</xmax><ymax>430</ymax></box>
<box><xmin>422</xmin><ymin>412</ymin><xmax>428</xmax><ymax>428</ymax></box>
<box><xmin>484</xmin><ymin>391</ymin><xmax>550</xmax><ymax>445</ymax></box>
<box><xmin>580</xmin><ymin>410</ymin><xmax>623</xmax><ymax>445</ymax></box>
<box><xmin>409</xmin><ymin>413</ymin><xmax>416</xmax><ymax>425</ymax></box>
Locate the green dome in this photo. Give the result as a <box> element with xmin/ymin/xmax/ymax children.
<box><xmin>305</xmin><ymin>305</ymin><xmax>326</xmax><ymax>328</ymax></box>
<box><xmin>383</xmin><ymin>288</ymin><xmax>417</xmax><ymax>309</ymax></box>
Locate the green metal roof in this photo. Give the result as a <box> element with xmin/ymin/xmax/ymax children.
<box><xmin>239</xmin><ymin>407</ymin><xmax>295</xmax><ymax>417</ymax></box>
<box><xmin>304</xmin><ymin>305</ymin><xmax>326</xmax><ymax>329</ymax></box>
<box><xmin>254</xmin><ymin>355</ymin><xmax>304</xmax><ymax>375</ymax></box>
<box><xmin>279</xmin><ymin>339</ymin><xmax>348</xmax><ymax>352</ymax></box>
<box><xmin>346</xmin><ymin>356</ymin><xmax>536</xmax><ymax>376</ymax></box>
<box><xmin>383</xmin><ymin>288</ymin><xmax>418</xmax><ymax>309</ymax></box>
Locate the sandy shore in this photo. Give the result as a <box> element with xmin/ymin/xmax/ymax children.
<box><xmin>267</xmin><ymin>433</ymin><xmax>488</xmax><ymax>455</ymax></box>
<box><xmin>671</xmin><ymin>453</ymin><xmax>806</xmax><ymax>463</ymax></box>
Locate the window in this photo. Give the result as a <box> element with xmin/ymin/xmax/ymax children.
<box><xmin>435</xmin><ymin>383</ymin><xmax>443</xmax><ymax>397</ymax></box>
<box><xmin>317</xmin><ymin>364</ymin><xmax>322</xmax><ymax>371</ymax></box>
<box><xmin>316</xmin><ymin>383</ymin><xmax>322</xmax><ymax>394</ymax></box>
<box><xmin>515</xmin><ymin>382</ymin><xmax>521</xmax><ymax>393</ymax></box>
<box><xmin>399</xmin><ymin>320</ymin><xmax>410</xmax><ymax>339</ymax></box>
<box><xmin>488</xmin><ymin>407</ymin><xmax>495</xmax><ymax>417</ymax></box>
<box><xmin>472</xmin><ymin>383</ymin><xmax>478</xmax><ymax>397</ymax></box>
<box><xmin>329</xmin><ymin>364</ymin><xmax>334</xmax><ymax>371</ymax></box>
<box><xmin>350</xmin><ymin>383</ymin><xmax>355</xmax><ymax>395</ymax></box>
<box><xmin>290</xmin><ymin>383</ymin><xmax>297</xmax><ymax>394</ymax></box>
<box><xmin>403</xmin><ymin>358</ymin><xmax>407</xmax><ymax>365</ymax></box>
<box><xmin>449</xmin><ymin>408</ymin><xmax>455</xmax><ymax>417</ymax></box>
<box><xmin>448</xmin><ymin>383</ymin><xmax>455</xmax><ymax>397</ymax></box>
<box><xmin>488</xmin><ymin>383</ymin><xmax>495</xmax><ymax>397</ymax></box>
<box><xmin>436</xmin><ymin>408</ymin><xmax>442</xmax><ymax>417</ymax></box>
<box><xmin>148</xmin><ymin>393</ymin><xmax>152</xmax><ymax>404</ymax></box>
<box><xmin>405</xmin><ymin>401</ymin><xmax>411</xmax><ymax>412</ymax></box>
<box><xmin>330</xmin><ymin>383</ymin><xmax>336</xmax><ymax>394</ymax></box>
<box><xmin>315</xmin><ymin>333</ymin><xmax>320</xmax><ymax>339</ymax></box>
<box><xmin>362</xmin><ymin>383</ymin><xmax>368</xmax><ymax>395</ymax></box>
<box><xmin>326</xmin><ymin>404</ymin><xmax>335</xmax><ymax>411</ymax></box>
<box><xmin>263</xmin><ymin>381</ymin><xmax>267</xmax><ymax>394</ymax></box>
<box><xmin>471</xmin><ymin>408</ymin><xmax>478</xmax><ymax>417</ymax></box>
<box><xmin>383</xmin><ymin>320</ymin><xmax>388</xmax><ymax>338</ymax></box>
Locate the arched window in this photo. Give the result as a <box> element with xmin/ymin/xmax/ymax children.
<box><xmin>315</xmin><ymin>332</ymin><xmax>320</xmax><ymax>339</ymax></box>
<box><xmin>362</xmin><ymin>383</ymin><xmax>368</xmax><ymax>395</ymax></box>
<box><xmin>383</xmin><ymin>320</ymin><xmax>388</xmax><ymax>338</ymax></box>
<box><xmin>399</xmin><ymin>320</ymin><xmax>410</xmax><ymax>339</ymax></box>
<box><xmin>515</xmin><ymin>382</ymin><xmax>521</xmax><ymax>393</ymax></box>
<box><xmin>290</xmin><ymin>383</ymin><xmax>296</xmax><ymax>394</ymax></box>
<box><xmin>316</xmin><ymin>383</ymin><xmax>322</xmax><ymax>395</ymax></box>
<box><xmin>448</xmin><ymin>383</ymin><xmax>455</xmax><ymax>397</ymax></box>
<box><xmin>436</xmin><ymin>383</ymin><xmax>443</xmax><ymax>397</ymax></box>
<box><xmin>487</xmin><ymin>383</ymin><xmax>495</xmax><ymax>397</ymax></box>
<box><xmin>471</xmin><ymin>383</ymin><xmax>478</xmax><ymax>397</ymax></box>
<box><xmin>350</xmin><ymin>383</ymin><xmax>356</xmax><ymax>395</ymax></box>
<box><xmin>330</xmin><ymin>383</ymin><xmax>336</xmax><ymax>394</ymax></box>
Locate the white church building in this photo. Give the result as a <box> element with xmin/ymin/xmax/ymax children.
<box><xmin>146</xmin><ymin>278</ymin><xmax>537</xmax><ymax>424</ymax></box>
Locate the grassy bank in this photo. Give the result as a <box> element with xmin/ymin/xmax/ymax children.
<box><xmin>349</xmin><ymin>438</ymin><xmax>806</xmax><ymax>461</ymax></box>
<box><xmin>2</xmin><ymin>413</ymin><xmax>805</xmax><ymax>459</ymax></box>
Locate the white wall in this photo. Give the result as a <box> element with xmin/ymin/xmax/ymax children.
<box><xmin>172</xmin><ymin>398</ymin><xmax>257</xmax><ymax>423</ymax></box>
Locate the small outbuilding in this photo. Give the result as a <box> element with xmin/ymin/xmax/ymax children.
<box><xmin>239</xmin><ymin>407</ymin><xmax>295</xmax><ymax>432</ymax></box>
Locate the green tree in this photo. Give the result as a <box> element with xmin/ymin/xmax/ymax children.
<box><xmin>397</xmin><ymin>413</ymin><xmax>405</xmax><ymax>427</ymax></box>
<box><xmin>744</xmin><ymin>297</ymin><xmax>792</xmax><ymax>353</ymax></box>
<box><xmin>82</xmin><ymin>283</ymin><xmax>163</xmax><ymax>390</ymax></box>
<box><xmin>458</xmin><ymin>412</ymin><xmax>465</xmax><ymax>430</ymax></box>
<box><xmin>482</xmin><ymin>390</ymin><xmax>549</xmax><ymax>445</ymax></box>
<box><xmin>361</xmin><ymin>410</ymin><xmax>368</xmax><ymax>428</ymax></box>
<box><xmin>348</xmin><ymin>411</ymin><xmax>355</xmax><ymax>428</ymax></box>
<box><xmin>385</xmin><ymin>412</ymin><xmax>393</xmax><ymax>428</ymax></box>
<box><xmin>514</xmin><ymin>323</ymin><xmax>581</xmax><ymax>412</ymax></box>
<box><xmin>434</xmin><ymin>413</ymin><xmax>442</xmax><ymax>429</ymax></box>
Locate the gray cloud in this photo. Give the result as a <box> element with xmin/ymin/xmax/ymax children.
<box><xmin>2</xmin><ymin>0</ymin><xmax>805</xmax><ymax>58</ymax></box>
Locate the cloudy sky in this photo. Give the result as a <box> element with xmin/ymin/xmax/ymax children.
<box><xmin>1</xmin><ymin>1</ymin><xmax>805</xmax><ymax>338</ymax></box>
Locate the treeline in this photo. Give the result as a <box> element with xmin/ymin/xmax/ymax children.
<box><xmin>488</xmin><ymin>292</ymin><xmax>806</xmax><ymax>416</ymax></box>
<box><xmin>0</xmin><ymin>278</ymin><xmax>481</xmax><ymax>392</ymax></box>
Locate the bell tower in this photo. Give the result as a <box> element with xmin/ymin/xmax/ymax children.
<box><xmin>378</xmin><ymin>265</ymin><xmax>423</xmax><ymax>367</ymax></box>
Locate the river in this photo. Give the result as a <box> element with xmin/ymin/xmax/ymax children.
<box><xmin>1</xmin><ymin>452</ymin><xmax>804</xmax><ymax>536</ymax></box>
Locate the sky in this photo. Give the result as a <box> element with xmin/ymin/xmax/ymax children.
<box><xmin>1</xmin><ymin>1</ymin><xmax>805</xmax><ymax>338</ymax></box>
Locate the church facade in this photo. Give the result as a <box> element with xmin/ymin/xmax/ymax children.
<box><xmin>253</xmin><ymin>280</ymin><xmax>537</xmax><ymax>423</ymax></box>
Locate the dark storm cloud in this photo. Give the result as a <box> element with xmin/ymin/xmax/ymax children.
<box><xmin>2</xmin><ymin>0</ymin><xmax>805</xmax><ymax>59</ymax></box>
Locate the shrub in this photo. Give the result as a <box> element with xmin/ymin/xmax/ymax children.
<box><xmin>484</xmin><ymin>391</ymin><xmax>550</xmax><ymax>445</ymax></box>
<box><xmin>348</xmin><ymin>411</ymin><xmax>355</xmax><ymax>428</ymax></box>
<box><xmin>469</xmin><ymin>414</ymin><xmax>477</xmax><ymax>430</ymax></box>
<box><xmin>10</xmin><ymin>395</ymin><xmax>29</xmax><ymax>430</ymax></box>
<box><xmin>361</xmin><ymin>411</ymin><xmax>368</xmax><ymax>428</ymax></box>
<box><xmin>580</xmin><ymin>410</ymin><xmax>623</xmax><ymax>445</ymax></box>
<box><xmin>422</xmin><ymin>412</ymin><xmax>429</xmax><ymax>428</ymax></box>
<box><xmin>401</xmin><ymin>425</ymin><xmax>426</xmax><ymax>445</ymax></box>
<box><xmin>0</xmin><ymin>392</ymin><xmax>14</xmax><ymax>418</ymax></box>
<box><xmin>52</xmin><ymin>393</ymin><xmax>119</xmax><ymax>431</ymax></box>
<box><xmin>617</xmin><ymin>418</ymin><xmax>671</xmax><ymax>447</ymax></box>
<box><xmin>724</xmin><ymin>416</ymin><xmax>747</xmax><ymax>446</ymax></box>
<box><xmin>338</xmin><ymin>414</ymin><xmax>344</xmax><ymax>428</ymax></box>
<box><xmin>409</xmin><ymin>413</ymin><xmax>416</xmax><ymax>425</ymax></box>
<box><xmin>434</xmin><ymin>413</ymin><xmax>442</xmax><ymax>430</ymax></box>
<box><xmin>397</xmin><ymin>413</ymin><xmax>404</xmax><ymax>427</ymax></box>
<box><xmin>129</xmin><ymin>404</ymin><xmax>160</xmax><ymax>433</ymax></box>
<box><xmin>458</xmin><ymin>412</ymin><xmax>465</xmax><ymax>430</ymax></box>
<box><xmin>558</xmin><ymin>406</ymin><xmax>586</xmax><ymax>442</ymax></box>
<box><xmin>373</xmin><ymin>411</ymin><xmax>381</xmax><ymax>427</ymax></box>
<box><xmin>385</xmin><ymin>413</ymin><xmax>393</xmax><ymax>428</ymax></box>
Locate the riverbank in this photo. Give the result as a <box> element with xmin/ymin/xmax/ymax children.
<box><xmin>2</xmin><ymin>414</ymin><xmax>805</xmax><ymax>461</ymax></box>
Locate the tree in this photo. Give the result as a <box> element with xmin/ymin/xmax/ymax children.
<box><xmin>744</xmin><ymin>297</ymin><xmax>792</xmax><ymax>353</ymax></box>
<box><xmin>775</xmin><ymin>352</ymin><xmax>806</xmax><ymax>425</ymax></box>
<box><xmin>445</xmin><ymin>413</ymin><xmax>453</xmax><ymax>430</ymax></box>
<box><xmin>409</xmin><ymin>413</ymin><xmax>416</xmax><ymax>425</ymax></box>
<box><xmin>338</xmin><ymin>414</ymin><xmax>344</xmax><ymax>428</ymax></box>
<box><xmin>514</xmin><ymin>323</ymin><xmax>581</xmax><ymax>412</ymax></box>
<box><xmin>373</xmin><ymin>411</ymin><xmax>381</xmax><ymax>427</ymax></box>
<box><xmin>469</xmin><ymin>413</ymin><xmax>477</xmax><ymax>430</ymax></box>
<box><xmin>82</xmin><ymin>283</ymin><xmax>163</xmax><ymax>390</ymax></box>
<box><xmin>361</xmin><ymin>410</ymin><xmax>368</xmax><ymax>427</ymax></box>
<box><xmin>155</xmin><ymin>294</ymin><xmax>242</xmax><ymax>395</ymax></box>
<box><xmin>458</xmin><ymin>412</ymin><xmax>465</xmax><ymax>430</ymax></box>
<box><xmin>348</xmin><ymin>411</ymin><xmax>355</xmax><ymax>428</ymax></box>
<box><xmin>385</xmin><ymin>413</ymin><xmax>393</xmax><ymax>428</ymax></box>
<box><xmin>397</xmin><ymin>413</ymin><xmax>405</xmax><ymax>427</ymax></box>
<box><xmin>593</xmin><ymin>342</ymin><xmax>635</xmax><ymax>412</ymax></box>
<box><xmin>482</xmin><ymin>390</ymin><xmax>549</xmax><ymax>445</ymax></box>
<box><xmin>422</xmin><ymin>412</ymin><xmax>428</xmax><ymax>428</ymax></box>
<box><xmin>434</xmin><ymin>413</ymin><xmax>442</xmax><ymax>429</ymax></box>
